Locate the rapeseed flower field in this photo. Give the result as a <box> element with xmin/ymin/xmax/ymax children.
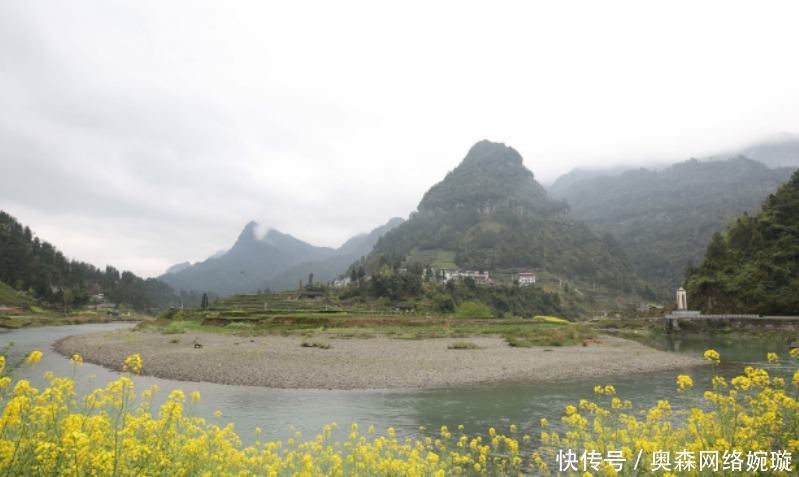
<box><xmin>1</xmin><ymin>348</ymin><xmax>797</xmax><ymax>476</ymax></box>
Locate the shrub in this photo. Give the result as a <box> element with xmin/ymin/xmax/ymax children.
<box><xmin>301</xmin><ymin>340</ymin><xmax>331</xmax><ymax>349</ymax></box>
<box><xmin>454</xmin><ymin>300</ymin><xmax>493</xmax><ymax>318</ymax></box>
<box><xmin>447</xmin><ymin>341</ymin><xmax>480</xmax><ymax>350</ymax></box>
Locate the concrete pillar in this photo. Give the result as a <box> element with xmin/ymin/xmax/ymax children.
<box><xmin>676</xmin><ymin>287</ymin><xmax>687</xmax><ymax>311</ymax></box>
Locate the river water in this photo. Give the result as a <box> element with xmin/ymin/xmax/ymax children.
<box><xmin>1</xmin><ymin>323</ymin><xmax>794</xmax><ymax>444</ymax></box>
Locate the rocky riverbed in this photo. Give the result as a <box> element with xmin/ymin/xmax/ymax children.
<box><xmin>54</xmin><ymin>328</ymin><xmax>704</xmax><ymax>390</ymax></box>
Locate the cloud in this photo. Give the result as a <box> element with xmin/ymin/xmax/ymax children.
<box><xmin>2</xmin><ymin>1</ymin><xmax>799</xmax><ymax>278</ymax></box>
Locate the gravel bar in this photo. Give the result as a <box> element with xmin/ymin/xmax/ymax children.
<box><xmin>54</xmin><ymin>329</ymin><xmax>704</xmax><ymax>390</ymax></box>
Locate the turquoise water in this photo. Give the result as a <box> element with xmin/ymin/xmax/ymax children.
<box><xmin>1</xmin><ymin>323</ymin><xmax>794</xmax><ymax>444</ymax></box>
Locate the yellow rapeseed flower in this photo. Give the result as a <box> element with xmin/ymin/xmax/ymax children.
<box><xmin>676</xmin><ymin>374</ymin><xmax>693</xmax><ymax>392</ymax></box>
<box><xmin>122</xmin><ymin>354</ymin><xmax>143</xmax><ymax>375</ymax></box>
<box><xmin>1</xmin><ymin>350</ymin><xmax>798</xmax><ymax>477</ymax></box>
<box><xmin>25</xmin><ymin>350</ymin><xmax>43</xmax><ymax>366</ymax></box>
<box><xmin>704</xmin><ymin>349</ymin><xmax>720</xmax><ymax>363</ymax></box>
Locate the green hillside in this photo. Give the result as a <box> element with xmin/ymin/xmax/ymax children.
<box><xmin>684</xmin><ymin>169</ymin><xmax>799</xmax><ymax>314</ymax></box>
<box><xmin>0</xmin><ymin>210</ymin><xmax>179</xmax><ymax>311</ymax></box>
<box><xmin>555</xmin><ymin>157</ymin><xmax>794</xmax><ymax>298</ymax></box>
<box><xmin>374</xmin><ymin>141</ymin><xmax>639</xmax><ymax>288</ymax></box>
<box><xmin>0</xmin><ymin>280</ymin><xmax>34</xmax><ymax>307</ymax></box>
<box><xmin>348</xmin><ymin>140</ymin><xmax>649</xmax><ymax>317</ymax></box>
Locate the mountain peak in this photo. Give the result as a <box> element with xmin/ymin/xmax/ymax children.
<box><xmin>237</xmin><ymin>221</ymin><xmax>260</xmax><ymax>242</ymax></box>
<box><xmin>417</xmin><ymin>140</ymin><xmax>563</xmax><ymax>217</ymax></box>
<box><xmin>462</xmin><ymin>140</ymin><xmax>524</xmax><ymax>168</ymax></box>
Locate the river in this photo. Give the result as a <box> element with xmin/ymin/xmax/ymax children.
<box><xmin>1</xmin><ymin>323</ymin><xmax>794</xmax><ymax>444</ymax></box>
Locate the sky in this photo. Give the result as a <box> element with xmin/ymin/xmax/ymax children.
<box><xmin>2</xmin><ymin>1</ymin><xmax>799</xmax><ymax>279</ymax></box>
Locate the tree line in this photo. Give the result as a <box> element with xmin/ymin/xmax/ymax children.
<box><xmin>0</xmin><ymin>211</ymin><xmax>190</xmax><ymax>311</ymax></box>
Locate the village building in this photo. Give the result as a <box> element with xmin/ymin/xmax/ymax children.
<box><xmin>429</xmin><ymin>268</ymin><xmax>491</xmax><ymax>284</ymax></box>
<box><xmin>515</xmin><ymin>272</ymin><xmax>536</xmax><ymax>286</ymax></box>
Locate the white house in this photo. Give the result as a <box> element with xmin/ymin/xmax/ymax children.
<box><xmin>516</xmin><ymin>272</ymin><xmax>536</xmax><ymax>286</ymax></box>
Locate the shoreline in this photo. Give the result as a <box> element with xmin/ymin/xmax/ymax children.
<box><xmin>54</xmin><ymin>328</ymin><xmax>704</xmax><ymax>390</ymax></box>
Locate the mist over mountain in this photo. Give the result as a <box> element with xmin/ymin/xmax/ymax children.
<box><xmin>554</xmin><ymin>156</ymin><xmax>794</xmax><ymax>297</ymax></box>
<box><xmin>361</xmin><ymin>140</ymin><xmax>646</xmax><ymax>300</ymax></box>
<box><xmin>548</xmin><ymin>134</ymin><xmax>799</xmax><ymax>197</ymax></box>
<box><xmin>733</xmin><ymin>133</ymin><xmax>799</xmax><ymax>169</ymax></box>
<box><xmin>159</xmin><ymin>218</ymin><xmax>403</xmax><ymax>295</ymax></box>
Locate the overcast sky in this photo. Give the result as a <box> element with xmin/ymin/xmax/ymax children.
<box><xmin>2</xmin><ymin>1</ymin><xmax>799</xmax><ymax>279</ymax></box>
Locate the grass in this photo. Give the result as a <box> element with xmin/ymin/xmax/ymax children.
<box><xmin>447</xmin><ymin>341</ymin><xmax>480</xmax><ymax>350</ymax></box>
<box><xmin>407</xmin><ymin>249</ymin><xmax>458</xmax><ymax>269</ymax></box>
<box><xmin>159</xmin><ymin>320</ymin><xmax>203</xmax><ymax>335</ymax></box>
<box><xmin>0</xmin><ymin>280</ymin><xmax>35</xmax><ymax>307</ymax></box>
<box><xmin>504</xmin><ymin>324</ymin><xmax>595</xmax><ymax>347</ymax></box>
<box><xmin>0</xmin><ymin>311</ymin><xmax>144</xmax><ymax>329</ymax></box>
<box><xmin>154</xmin><ymin>309</ymin><xmax>598</xmax><ymax>348</ymax></box>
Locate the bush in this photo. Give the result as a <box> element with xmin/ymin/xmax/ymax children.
<box><xmin>454</xmin><ymin>300</ymin><xmax>493</xmax><ymax>318</ymax></box>
<box><xmin>447</xmin><ymin>341</ymin><xmax>480</xmax><ymax>350</ymax></box>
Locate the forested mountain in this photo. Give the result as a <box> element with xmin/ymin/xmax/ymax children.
<box><xmin>159</xmin><ymin>222</ymin><xmax>335</xmax><ymax>296</ymax></box>
<box><xmin>360</xmin><ymin>140</ymin><xmax>646</xmax><ymax>298</ymax></box>
<box><xmin>553</xmin><ymin>157</ymin><xmax>794</xmax><ymax>298</ymax></box>
<box><xmin>0</xmin><ymin>211</ymin><xmax>178</xmax><ymax>310</ymax></box>
<box><xmin>160</xmin><ymin>218</ymin><xmax>403</xmax><ymax>295</ymax></box>
<box><xmin>264</xmin><ymin>217</ymin><xmax>404</xmax><ymax>291</ymax></box>
<box><xmin>684</xmin><ymin>169</ymin><xmax>799</xmax><ymax>314</ymax></box>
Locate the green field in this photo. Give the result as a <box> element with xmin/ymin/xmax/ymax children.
<box><xmin>150</xmin><ymin>291</ymin><xmax>596</xmax><ymax>347</ymax></box>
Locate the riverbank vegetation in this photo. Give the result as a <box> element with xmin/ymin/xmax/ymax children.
<box><xmin>0</xmin><ymin>308</ymin><xmax>147</xmax><ymax>329</ymax></box>
<box><xmin>147</xmin><ymin>309</ymin><xmax>596</xmax><ymax>348</ymax></box>
<box><xmin>1</xmin><ymin>349</ymin><xmax>797</xmax><ymax>475</ymax></box>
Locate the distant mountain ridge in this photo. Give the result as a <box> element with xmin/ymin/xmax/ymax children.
<box><xmin>554</xmin><ymin>156</ymin><xmax>795</xmax><ymax>297</ymax></box>
<box><xmin>159</xmin><ymin>218</ymin><xmax>404</xmax><ymax>295</ymax></box>
<box><xmin>548</xmin><ymin>134</ymin><xmax>799</xmax><ymax>197</ymax></box>
<box><xmin>264</xmin><ymin>217</ymin><xmax>405</xmax><ymax>291</ymax></box>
